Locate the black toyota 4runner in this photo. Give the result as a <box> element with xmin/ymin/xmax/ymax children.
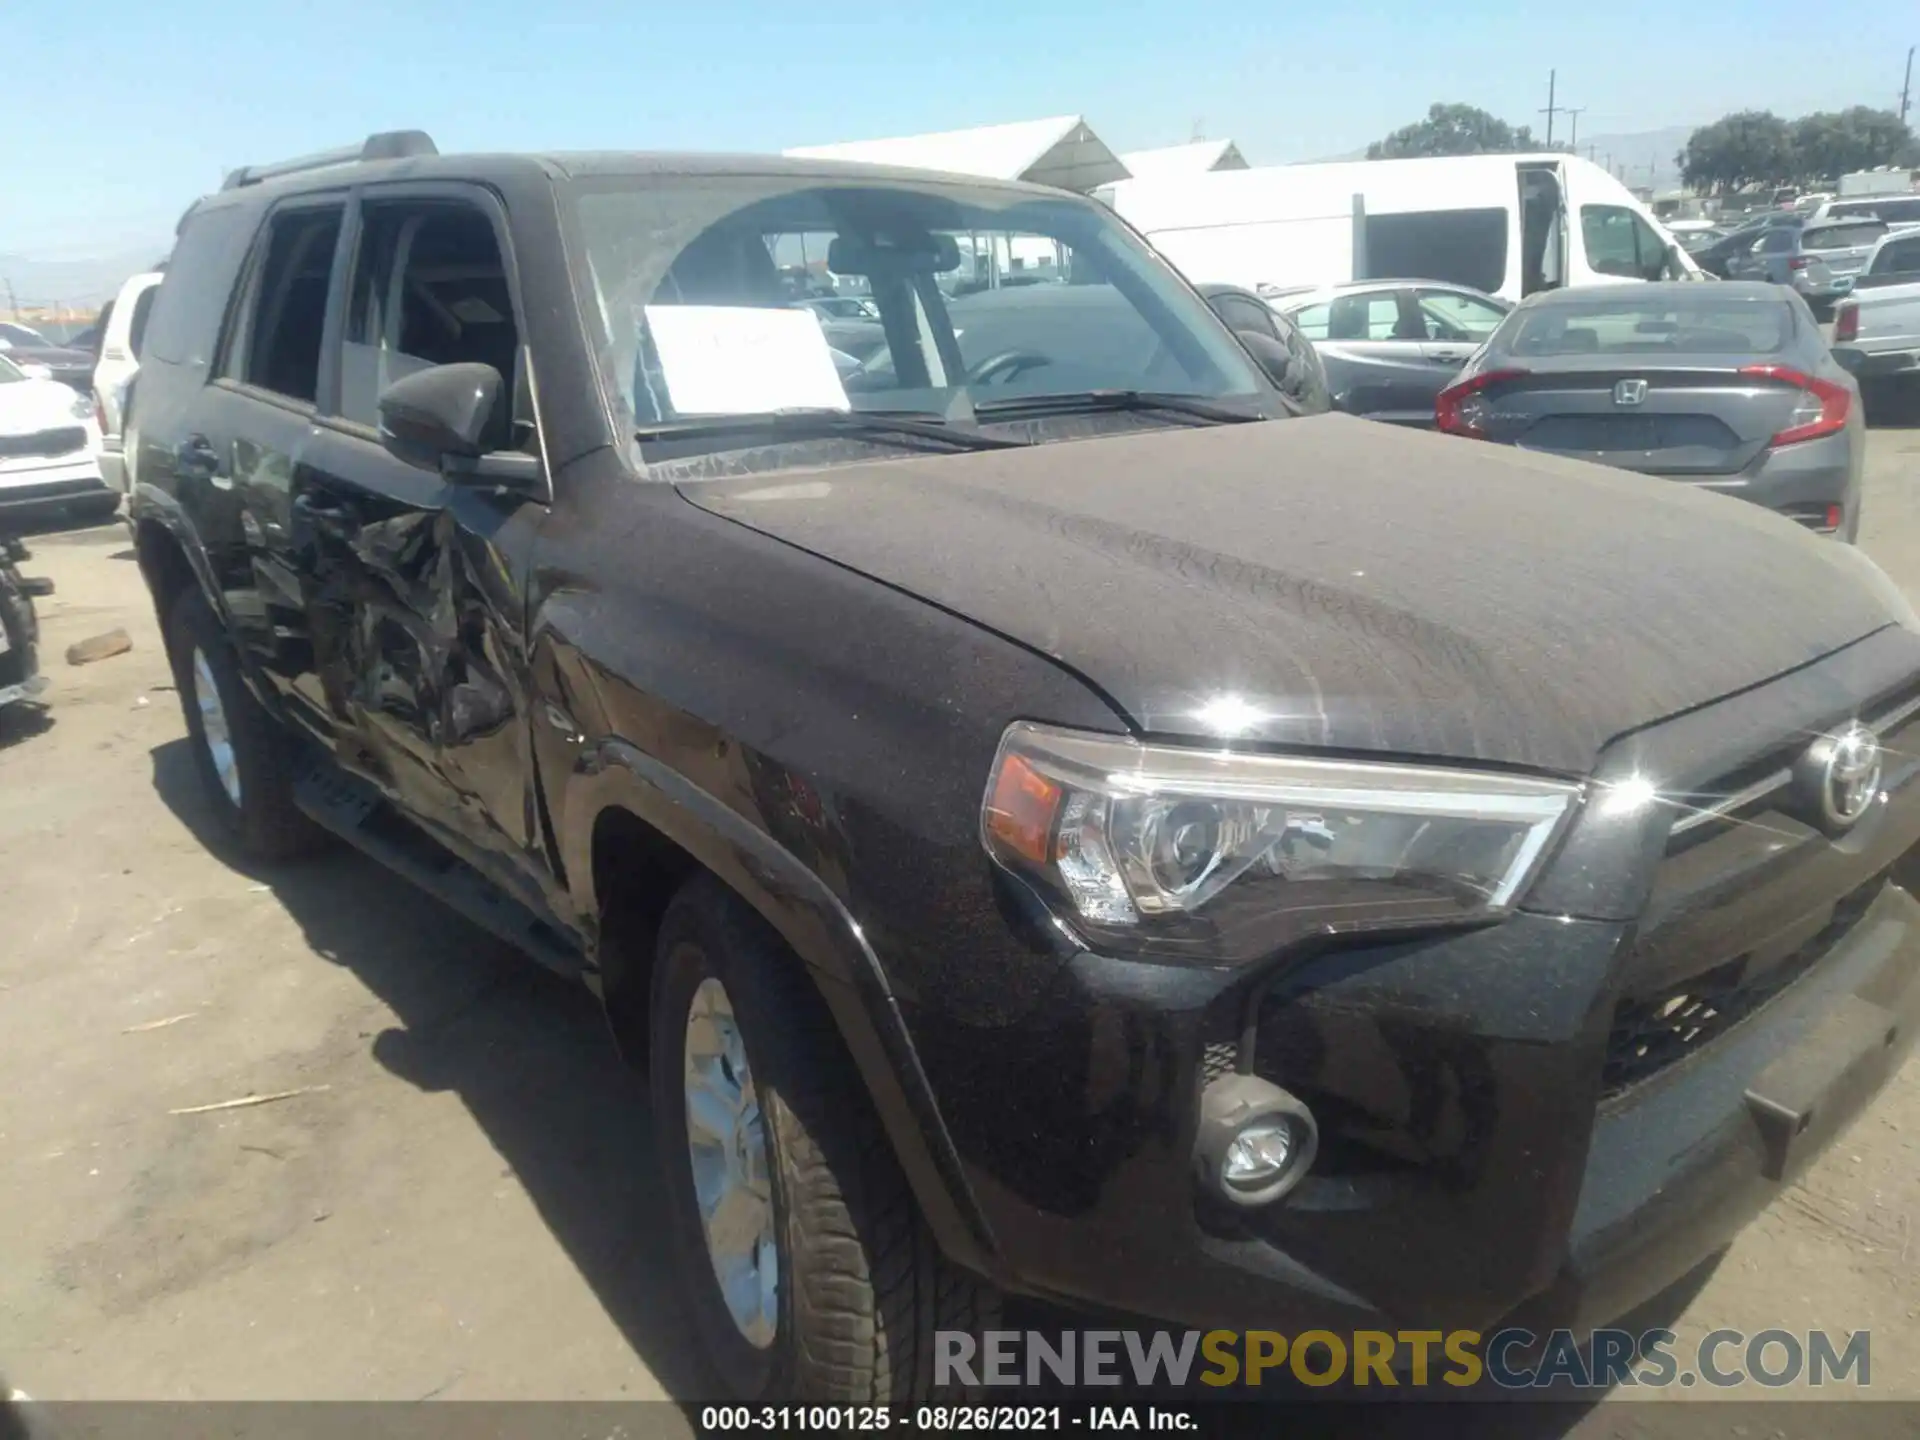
<box><xmin>131</xmin><ymin>130</ymin><xmax>1920</xmax><ymax>1399</ymax></box>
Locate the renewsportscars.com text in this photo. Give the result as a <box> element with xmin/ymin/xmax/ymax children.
<box><xmin>935</xmin><ymin>1328</ymin><xmax>1871</xmax><ymax>1391</ymax></box>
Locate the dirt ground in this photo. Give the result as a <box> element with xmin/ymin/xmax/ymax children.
<box><xmin>4</xmin><ymin>419</ymin><xmax>1920</xmax><ymax>1420</ymax></box>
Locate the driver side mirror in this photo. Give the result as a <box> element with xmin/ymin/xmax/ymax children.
<box><xmin>377</xmin><ymin>362</ymin><xmax>542</xmax><ymax>493</ymax></box>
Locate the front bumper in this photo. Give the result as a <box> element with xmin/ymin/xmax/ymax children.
<box><xmin>0</xmin><ymin>454</ymin><xmax>114</xmax><ymax>518</ymax></box>
<box><xmin>885</xmin><ymin>628</ymin><xmax>1920</xmax><ymax>1335</ymax></box>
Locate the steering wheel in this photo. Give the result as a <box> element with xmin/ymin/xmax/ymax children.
<box><xmin>965</xmin><ymin>349</ymin><xmax>1052</xmax><ymax>386</ymax></box>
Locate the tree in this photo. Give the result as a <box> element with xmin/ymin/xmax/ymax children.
<box><xmin>1679</xmin><ymin>107</ymin><xmax>1914</xmax><ymax>192</ymax></box>
<box><xmin>1678</xmin><ymin>110</ymin><xmax>1794</xmax><ymax>192</ymax></box>
<box><xmin>1367</xmin><ymin>104</ymin><xmax>1538</xmax><ymax>160</ymax></box>
<box><xmin>1790</xmin><ymin>107</ymin><xmax>1913</xmax><ymax>181</ymax></box>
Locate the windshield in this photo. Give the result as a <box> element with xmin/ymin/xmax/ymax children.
<box><xmin>564</xmin><ymin>174</ymin><xmax>1267</xmax><ymax>466</ymax></box>
<box><xmin>0</xmin><ymin>322</ymin><xmax>45</xmax><ymax>348</ymax></box>
<box><xmin>0</xmin><ymin>354</ymin><xmax>22</xmax><ymax>383</ymax></box>
<box><xmin>1500</xmin><ymin>294</ymin><xmax>1792</xmax><ymax>357</ymax></box>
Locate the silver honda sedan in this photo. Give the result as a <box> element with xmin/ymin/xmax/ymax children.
<box><xmin>1434</xmin><ymin>282</ymin><xmax>1864</xmax><ymax>541</ymax></box>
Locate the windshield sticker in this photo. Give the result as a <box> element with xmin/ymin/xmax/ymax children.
<box><xmin>644</xmin><ymin>305</ymin><xmax>851</xmax><ymax>416</ymax></box>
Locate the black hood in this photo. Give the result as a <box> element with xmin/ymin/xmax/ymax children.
<box><xmin>679</xmin><ymin>413</ymin><xmax>1901</xmax><ymax>775</ymax></box>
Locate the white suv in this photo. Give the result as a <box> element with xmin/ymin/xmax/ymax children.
<box><xmin>92</xmin><ymin>271</ymin><xmax>163</xmax><ymax>494</ymax></box>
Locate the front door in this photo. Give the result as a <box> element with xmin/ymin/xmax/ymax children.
<box><xmin>297</xmin><ymin>185</ymin><xmax>552</xmax><ymax>882</ymax></box>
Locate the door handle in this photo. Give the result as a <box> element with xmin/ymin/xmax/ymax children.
<box><xmin>174</xmin><ymin>435</ymin><xmax>221</xmax><ymax>482</ymax></box>
<box><xmin>1428</xmin><ymin>349</ymin><xmax>1470</xmax><ymax>364</ymax></box>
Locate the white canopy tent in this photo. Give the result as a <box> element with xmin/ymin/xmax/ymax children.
<box><xmin>784</xmin><ymin>116</ymin><xmax>1131</xmax><ymax>193</ymax></box>
<box><xmin>1117</xmin><ymin>140</ymin><xmax>1249</xmax><ymax>181</ymax></box>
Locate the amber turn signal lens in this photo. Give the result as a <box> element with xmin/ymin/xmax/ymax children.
<box><xmin>985</xmin><ymin>752</ymin><xmax>1062</xmax><ymax>865</ymax></box>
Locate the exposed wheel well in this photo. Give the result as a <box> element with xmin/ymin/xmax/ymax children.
<box><xmin>134</xmin><ymin>519</ymin><xmax>197</xmax><ymax>661</ymax></box>
<box><xmin>592</xmin><ymin>805</ymin><xmax>702</xmax><ymax>1066</ymax></box>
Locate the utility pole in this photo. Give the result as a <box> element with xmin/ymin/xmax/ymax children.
<box><xmin>1540</xmin><ymin>69</ymin><xmax>1562</xmax><ymax>147</ymax></box>
<box><xmin>1901</xmin><ymin>46</ymin><xmax>1914</xmax><ymax>125</ymax></box>
<box><xmin>1565</xmin><ymin>107</ymin><xmax>1586</xmax><ymax>154</ymax></box>
<box><xmin>2</xmin><ymin>276</ymin><xmax>15</xmax><ymax>320</ymax></box>
<box><xmin>1587</xmin><ymin>143</ymin><xmax>1597</xmax><ymax>162</ymax></box>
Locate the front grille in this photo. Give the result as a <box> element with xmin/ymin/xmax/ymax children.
<box><xmin>1601</xmin><ymin>870</ymin><xmax>1889</xmax><ymax>1098</ymax></box>
<box><xmin>1662</xmin><ymin>682</ymin><xmax>1920</xmax><ymax>855</ymax></box>
<box><xmin>0</xmin><ymin>426</ymin><xmax>86</xmax><ymax>460</ymax></box>
<box><xmin>0</xmin><ymin>477</ymin><xmax>107</xmax><ymax>507</ymax></box>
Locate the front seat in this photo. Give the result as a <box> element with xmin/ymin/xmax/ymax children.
<box><xmin>636</xmin><ymin>227</ymin><xmax>789</xmax><ymax>421</ymax></box>
<box><xmin>655</xmin><ymin>227</ymin><xmax>786</xmax><ymax>308</ymax></box>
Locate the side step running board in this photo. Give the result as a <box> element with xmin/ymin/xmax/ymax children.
<box><xmin>293</xmin><ymin>762</ymin><xmax>586</xmax><ymax>981</ymax></box>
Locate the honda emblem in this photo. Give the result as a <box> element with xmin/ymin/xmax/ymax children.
<box><xmin>1613</xmin><ymin>378</ymin><xmax>1649</xmax><ymax>407</ymax></box>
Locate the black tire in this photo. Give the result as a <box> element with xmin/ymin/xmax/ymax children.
<box><xmin>649</xmin><ymin>874</ymin><xmax>998</xmax><ymax>1402</ymax></box>
<box><xmin>0</xmin><ymin>569</ymin><xmax>35</xmax><ymax>692</ymax></box>
<box><xmin>167</xmin><ymin>585</ymin><xmax>326</xmax><ymax>862</ymax></box>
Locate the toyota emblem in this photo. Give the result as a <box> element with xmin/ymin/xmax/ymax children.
<box><xmin>1613</xmin><ymin>379</ymin><xmax>1648</xmax><ymax>407</ymax></box>
<box><xmin>1799</xmin><ymin>722</ymin><xmax>1883</xmax><ymax>832</ymax></box>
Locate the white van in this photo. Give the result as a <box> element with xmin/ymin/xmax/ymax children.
<box><xmin>1101</xmin><ymin>153</ymin><xmax>1701</xmax><ymax>304</ymax></box>
<box><xmin>91</xmin><ymin>270</ymin><xmax>164</xmax><ymax>494</ymax></box>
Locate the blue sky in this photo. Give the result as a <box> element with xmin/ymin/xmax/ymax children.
<box><xmin>7</xmin><ymin>0</ymin><xmax>1914</xmax><ymax>261</ymax></box>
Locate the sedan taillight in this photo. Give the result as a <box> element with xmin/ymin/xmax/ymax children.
<box><xmin>1434</xmin><ymin>368</ymin><xmax>1528</xmax><ymax>438</ymax></box>
<box><xmin>1738</xmin><ymin>364</ymin><xmax>1851</xmax><ymax>447</ymax></box>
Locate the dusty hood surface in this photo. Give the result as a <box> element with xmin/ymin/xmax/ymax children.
<box><xmin>680</xmin><ymin>413</ymin><xmax>1899</xmax><ymax>775</ymax></box>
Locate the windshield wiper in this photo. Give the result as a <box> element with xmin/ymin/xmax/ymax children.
<box><xmin>636</xmin><ymin>408</ymin><xmax>1030</xmax><ymax>451</ymax></box>
<box><xmin>971</xmin><ymin>390</ymin><xmax>1267</xmax><ymax>424</ymax></box>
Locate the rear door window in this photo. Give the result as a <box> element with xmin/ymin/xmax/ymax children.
<box><xmin>1361</xmin><ymin>209</ymin><xmax>1507</xmax><ymax>295</ymax></box>
<box><xmin>220</xmin><ymin>205</ymin><xmax>345</xmax><ymax>405</ymax></box>
<box><xmin>127</xmin><ymin>285</ymin><xmax>159</xmax><ymax>358</ymax></box>
<box><xmin>1871</xmin><ymin>236</ymin><xmax>1920</xmax><ymax>275</ymax></box>
<box><xmin>1287</xmin><ymin>302</ymin><xmax>1331</xmax><ymax>340</ymax></box>
<box><xmin>1209</xmin><ymin>293</ymin><xmax>1278</xmax><ymax>339</ymax></box>
<box><xmin>1326</xmin><ymin>293</ymin><xmax>1405</xmax><ymax>341</ymax></box>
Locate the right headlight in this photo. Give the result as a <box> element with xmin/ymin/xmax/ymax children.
<box><xmin>982</xmin><ymin>722</ymin><xmax>1581</xmax><ymax>963</ymax></box>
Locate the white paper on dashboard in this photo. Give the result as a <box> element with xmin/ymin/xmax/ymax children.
<box><xmin>644</xmin><ymin>305</ymin><xmax>851</xmax><ymax>416</ymax></box>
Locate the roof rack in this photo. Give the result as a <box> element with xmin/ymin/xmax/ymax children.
<box><xmin>220</xmin><ymin>130</ymin><xmax>437</xmax><ymax>191</ymax></box>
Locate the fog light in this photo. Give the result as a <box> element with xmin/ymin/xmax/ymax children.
<box><xmin>1194</xmin><ymin>1072</ymin><xmax>1318</xmax><ymax>1207</ymax></box>
<box><xmin>1223</xmin><ymin>1121</ymin><xmax>1296</xmax><ymax>1189</ymax></box>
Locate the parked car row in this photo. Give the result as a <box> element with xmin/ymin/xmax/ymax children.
<box><xmin>0</xmin><ymin>269</ymin><xmax>164</xmax><ymax>525</ymax></box>
<box><xmin>117</xmin><ymin>128</ymin><xmax>1920</xmax><ymax>1408</ymax></box>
